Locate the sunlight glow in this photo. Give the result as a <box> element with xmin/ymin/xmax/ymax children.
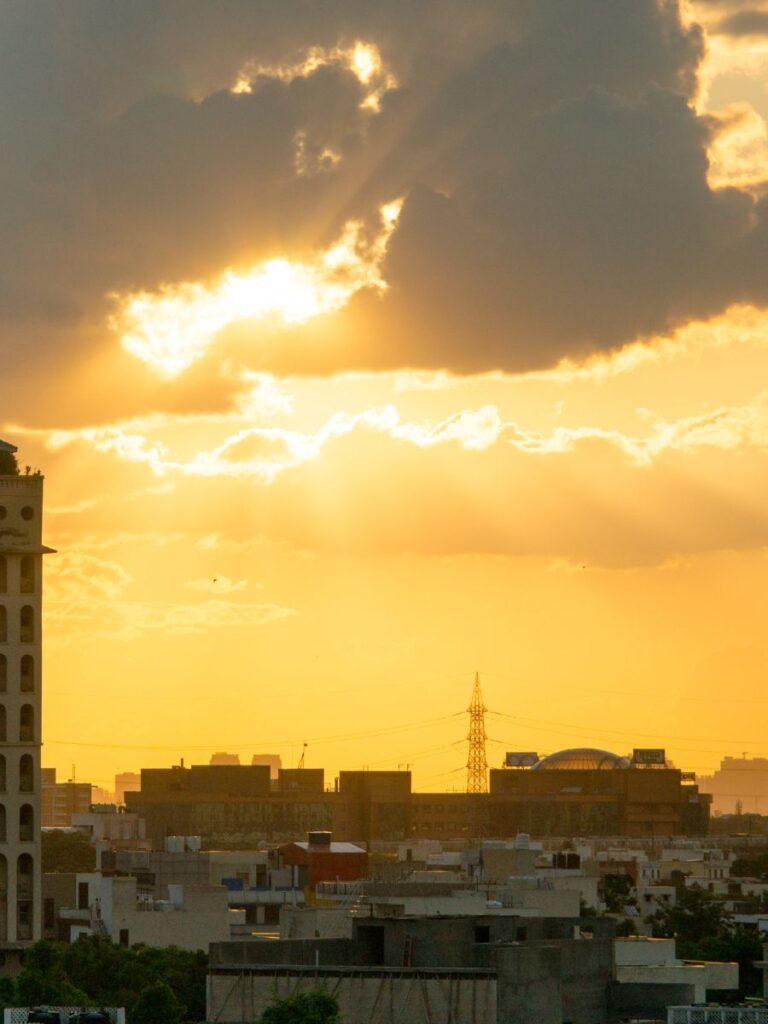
<box><xmin>232</xmin><ymin>41</ymin><xmax>397</xmax><ymax>112</ymax></box>
<box><xmin>112</xmin><ymin>200</ymin><xmax>403</xmax><ymax>377</ymax></box>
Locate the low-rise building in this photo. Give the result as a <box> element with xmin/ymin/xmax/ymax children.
<box><xmin>45</xmin><ymin>873</ymin><xmax>241</xmax><ymax>950</ymax></box>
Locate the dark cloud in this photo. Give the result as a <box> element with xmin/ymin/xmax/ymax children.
<box><xmin>715</xmin><ymin>9</ymin><xmax>768</xmax><ymax>34</ymax></box>
<box><xmin>2</xmin><ymin>0</ymin><xmax>767</xmax><ymax>384</ymax></box>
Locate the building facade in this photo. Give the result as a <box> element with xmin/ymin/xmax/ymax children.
<box><xmin>0</xmin><ymin>441</ymin><xmax>50</xmax><ymax>944</ymax></box>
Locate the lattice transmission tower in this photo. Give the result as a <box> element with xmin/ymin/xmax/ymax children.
<box><xmin>466</xmin><ymin>672</ymin><xmax>488</xmax><ymax>793</ymax></box>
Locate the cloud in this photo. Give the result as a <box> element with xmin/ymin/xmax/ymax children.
<box><xmin>45</xmin><ymin>549</ymin><xmax>292</xmax><ymax>642</ymax></box>
<box><xmin>715</xmin><ymin>9</ymin><xmax>768</xmax><ymax>35</ymax></box>
<box><xmin>7</xmin><ymin>0</ymin><xmax>768</xmax><ymax>382</ymax></box>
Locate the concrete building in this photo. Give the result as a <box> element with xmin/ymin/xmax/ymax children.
<box><xmin>207</xmin><ymin>915</ymin><xmax>617</xmax><ymax>1024</ymax></box>
<box><xmin>41</xmin><ymin>768</ymin><xmax>92</xmax><ymax>827</ymax></box>
<box><xmin>0</xmin><ymin>442</ymin><xmax>50</xmax><ymax>945</ymax></box>
<box><xmin>127</xmin><ymin>751</ymin><xmax>710</xmax><ymax>848</ymax></box>
<box><xmin>614</xmin><ymin>936</ymin><xmax>737</xmax><ymax>1003</ymax></box>
<box><xmin>277</xmin><ymin>832</ymin><xmax>368</xmax><ymax>888</ymax></box>
<box><xmin>48</xmin><ymin>872</ymin><xmax>240</xmax><ymax>950</ymax></box>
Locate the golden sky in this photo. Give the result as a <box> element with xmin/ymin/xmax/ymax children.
<box><xmin>4</xmin><ymin>0</ymin><xmax>768</xmax><ymax>792</ymax></box>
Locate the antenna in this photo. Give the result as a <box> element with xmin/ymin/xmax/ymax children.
<box><xmin>466</xmin><ymin>672</ymin><xmax>488</xmax><ymax>794</ymax></box>
<box><xmin>297</xmin><ymin>743</ymin><xmax>307</xmax><ymax>769</ymax></box>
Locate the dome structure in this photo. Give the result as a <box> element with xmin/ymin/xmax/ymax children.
<box><xmin>531</xmin><ymin>747</ymin><xmax>630</xmax><ymax>771</ymax></box>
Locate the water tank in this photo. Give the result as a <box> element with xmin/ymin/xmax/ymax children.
<box><xmin>165</xmin><ymin>835</ymin><xmax>185</xmax><ymax>853</ymax></box>
<box><xmin>185</xmin><ymin>835</ymin><xmax>202</xmax><ymax>852</ymax></box>
<box><xmin>307</xmin><ymin>830</ymin><xmax>332</xmax><ymax>846</ymax></box>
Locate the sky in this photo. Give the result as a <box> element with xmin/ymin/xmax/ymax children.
<box><xmin>4</xmin><ymin>0</ymin><xmax>768</xmax><ymax>793</ymax></box>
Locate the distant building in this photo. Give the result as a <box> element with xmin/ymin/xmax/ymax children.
<box><xmin>210</xmin><ymin>752</ymin><xmax>240</xmax><ymax>766</ymax></box>
<box><xmin>41</xmin><ymin>768</ymin><xmax>92</xmax><ymax>827</ymax></box>
<box><xmin>0</xmin><ymin>447</ymin><xmax>52</xmax><ymax>944</ymax></box>
<box><xmin>698</xmin><ymin>756</ymin><xmax>768</xmax><ymax>816</ymax></box>
<box><xmin>251</xmin><ymin>754</ymin><xmax>281</xmax><ymax>779</ymax></box>
<box><xmin>127</xmin><ymin>749</ymin><xmax>710</xmax><ymax>848</ymax></box>
<box><xmin>114</xmin><ymin>772</ymin><xmax>140</xmax><ymax>805</ymax></box>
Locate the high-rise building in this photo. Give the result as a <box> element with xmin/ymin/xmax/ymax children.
<box><xmin>0</xmin><ymin>440</ymin><xmax>50</xmax><ymax>944</ymax></box>
<box><xmin>41</xmin><ymin>768</ymin><xmax>92</xmax><ymax>826</ymax></box>
<box><xmin>114</xmin><ymin>771</ymin><xmax>141</xmax><ymax>805</ymax></box>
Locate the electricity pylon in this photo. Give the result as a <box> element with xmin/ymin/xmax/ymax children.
<box><xmin>466</xmin><ymin>672</ymin><xmax>488</xmax><ymax>793</ymax></box>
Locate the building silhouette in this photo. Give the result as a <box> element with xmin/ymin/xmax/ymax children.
<box><xmin>0</xmin><ymin>440</ymin><xmax>51</xmax><ymax>943</ymax></box>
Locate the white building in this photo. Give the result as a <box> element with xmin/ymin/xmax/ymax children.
<box><xmin>614</xmin><ymin>936</ymin><xmax>738</xmax><ymax>1003</ymax></box>
<box><xmin>0</xmin><ymin>442</ymin><xmax>50</xmax><ymax>944</ymax></box>
<box><xmin>60</xmin><ymin>874</ymin><xmax>240</xmax><ymax>950</ymax></box>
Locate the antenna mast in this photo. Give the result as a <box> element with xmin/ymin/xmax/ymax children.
<box><xmin>466</xmin><ymin>672</ymin><xmax>488</xmax><ymax>793</ymax></box>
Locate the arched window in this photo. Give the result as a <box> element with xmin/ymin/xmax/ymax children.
<box><xmin>18</xmin><ymin>756</ymin><xmax>32</xmax><ymax>794</ymax></box>
<box><xmin>19</xmin><ymin>706</ymin><xmax>33</xmax><ymax>743</ymax></box>
<box><xmin>18</xmin><ymin>805</ymin><xmax>33</xmax><ymax>842</ymax></box>
<box><xmin>0</xmin><ymin>608</ymin><xmax>6</xmax><ymax>644</ymax></box>
<box><xmin>19</xmin><ymin>607</ymin><xmax>33</xmax><ymax>644</ymax></box>
<box><xmin>19</xmin><ymin>557</ymin><xmax>34</xmax><ymax>595</ymax></box>
<box><xmin>0</xmin><ymin>706</ymin><xmax>6</xmax><ymax>743</ymax></box>
<box><xmin>17</xmin><ymin>853</ymin><xmax>33</xmax><ymax>940</ymax></box>
<box><xmin>0</xmin><ymin>557</ymin><xmax>6</xmax><ymax>594</ymax></box>
<box><xmin>0</xmin><ymin>655</ymin><xmax>6</xmax><ymax>693</ymax></box>
<box><xmin>0</xmin><ymin>805</ymin><xmax>6</xmax><ymax>842</ymax></box>
<box><xmin>20</xmin><ymin>655</ymin><xmax>33</xmax><ymax>693</ymax></box>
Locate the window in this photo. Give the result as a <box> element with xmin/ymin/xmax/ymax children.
<box><xmin>19</xmin><ymin>705</ymin><xmax>33</xmax><ymax>743</ymax></box>
<box><xmin>77</xmin><ymin>882</ymin><xmax>89</xmax><ymax>911</ymax></box>
<box><xmin>19</xmin><ymin>607</ymin><xmax>33</xmax><ymax>643</ymax></box>
<box><xmin>19</xmin><ymin>805</ymin><xmax>33</xmax><ymax>842</ymax></box>
<box><xmin>0</xmin><ymin>557</ymin><xmax>5</xmax><ymax>594</ymax></box>
<box><xmin>43</xmin><ymin>898</ymin><xmax>55</xmax><ymax>930</ymax></box>
<box><xmin>0</xmin><ymin>655</ymin><xmax>5</xmax><ymax>693</ymax></box>
<box><xmin>19</xmin><ymin>557</ymin><xmax>33</xmax><ymax>594</ymax></box>
<box><xmin>20</xmin><ymin>655</ymin><xmax>33</xmax><ymax>693</ymax></box>
<box><xmin>474</xmin><ymin>925</ymin><xmax>490</xmax><ymax>943</ymax></box>
<box><xmin>20</xmin><ymin>507</ymin><xmax>33</xmax><ymax>521</ymax></box>
<box><xmin>0</xmin><ymin>507</ymin><xmax>5</xmax><ymax>520</ymax></box>
<box><xmin>17</xmin><ymin>853</ymin><xmax>33</xmax><ymax>940</ymax></box>
<box><xmin>119</xmin><ymin>929</ymin><xmax>129</xmax><ymax>948</ymax></box>
<box><xmin>0</xmin><ymin>805</ymin><xmax>6</xmax><ymax>842</ymax></box>
<box><xmin>0</xmin><ymin>608</ymin><xmax>6</xmax><ymax>644</ymax></box>
<box><xmin>19</xmin><ymin>756</ymin><xmax>32</xmax><ymax>793</ymax></box>
<box><xmin>0</xmin><ymin>706</ymin><xmax>6</xmax><ymax>743</ymax></box>
<box><xmin>0</xmin><ymin>756</ymin><xmax>5</xmax><ymax>792</ymax></box>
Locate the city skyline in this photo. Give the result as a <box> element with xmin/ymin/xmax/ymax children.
<box><xmin>3</xmin><ymin>1</ymin><xmax>768</xmax><ymax>789</ymax></box>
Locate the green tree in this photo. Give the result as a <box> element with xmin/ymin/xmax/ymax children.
<box><xmin>42</xmin><ymin>831</ymin><xmax>97</xmax><ymax>873</ymax></box>
<box><xmin>131</xmin><ymin>982</ymin><xmax>183</xmax><ymax>1024</ymax></box>
<box><xmin>650</xmin><ymin>884</ymin><xmax>730</xmax><ymax>945</ymax></box>
<box><xmin>259</xmin><ymin>991</ymin><xmax>342</xmax><ymax>1024</ymax></box>
<box><xmin>601</xmin><ymin>874</ymin><xmax>636</xmax><ymax>914</ymax></box>
<box><xmin>0</xmin><ymin>977</ymin><xmax>17</xmax><ymax>1012</ymax></box>
<box><xmin>0</xmin><ymin>449</ymin><xmax>19</xmax><ymax>475</ymax></box>
<box><xmin>16</xmin><ymin>942</ymin><xmax>90</xmax><ymax>1007</ymax></box>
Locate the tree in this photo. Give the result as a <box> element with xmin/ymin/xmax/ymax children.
<box><xmin>602</xmin><ymin>874</ymin><xmax>636</xmax><ymax>914</ymax></box>
<box><xmin>131</xmin><ymin>983</ymin><xmax>183</xmax><ymax>1024</ymax></box>
<box><xmin>259</xmin><ymin>991</ymin><xmax>342</xmax><ymax>1024</ymax></box>
<box><xmin>649</xmin><ymin>884</ymin><xmax>730</xmax><ymax>946</ymax></box>
<box><xmin>42</xmin><ymin>830</ymin><xmax>97</xmax><ymax>873</ymax></box>
<box><xmin>649</xmin><ymin>884</ymin><xmax>764</xmax><ymax>999</ymax></box>
<box><xmin>16</xmin><ymin>942</ymin><xmax>90</xmax><ymax>1007</ymax></box>
<box><xmin>0</xmin><ymin>449</ymin><xmax>18</xmax><ymax>475</ymax></box>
